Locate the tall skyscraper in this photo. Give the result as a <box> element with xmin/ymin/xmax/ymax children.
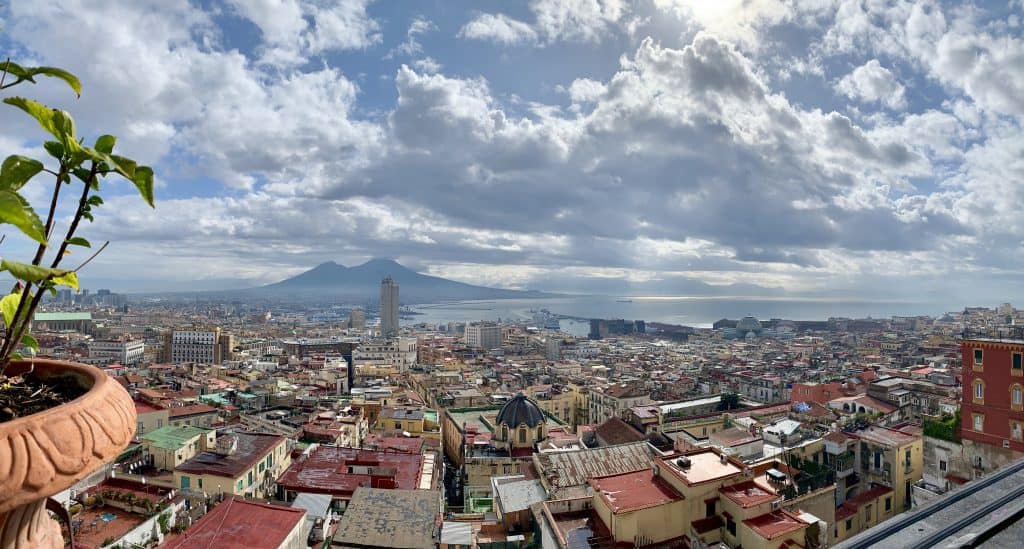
<box><xmin>380</xmin><ymin>276</ymin><xmax>399</xmax><ymax>337</ymax></box>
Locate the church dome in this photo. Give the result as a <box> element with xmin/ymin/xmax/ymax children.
<box><xmin>496</xmin><ymin>393</ymin><xmax>545</xmax><ymax>428</ymax></box>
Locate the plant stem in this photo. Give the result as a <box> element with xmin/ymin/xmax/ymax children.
<box><xmin>0</xmin><ymin>58</ymin><xmax>10</xmax><ymax>89</ymax></box>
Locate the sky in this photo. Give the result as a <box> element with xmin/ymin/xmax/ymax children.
<box><xmin>0</xmin><ymin>0</ymin><xmax>1022</xmax><ymax>304</ymax></box>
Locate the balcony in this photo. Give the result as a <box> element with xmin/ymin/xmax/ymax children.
<box><xmin>834</xmin><ymin>452</ymin><xmax>855</xmax><ymax>478</ymax></box>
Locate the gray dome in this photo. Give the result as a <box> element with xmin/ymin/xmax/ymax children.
<box><xmin>736</xmin><ymin>316</ymin><xmax>762</xmax><ymax>333</ymax></box>
<box><xmin>496</xmin><ymin>393</ymin><xmax>545</xmax><ymax>428</ymax></box>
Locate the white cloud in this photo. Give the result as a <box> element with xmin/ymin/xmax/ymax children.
<box><xmin>458</xmin><ymin>13</ymin><xmax>538</xmax><ymax>45</ymax></box>
<box><xmin>386</xmin><ymin>16</ymin><xmax>437</xmax><ymax>59</ymax></box>
<box><xmin>836</xmin><ymin>59</ymin><xmax>907</xmax><ymax>110</ymax></box>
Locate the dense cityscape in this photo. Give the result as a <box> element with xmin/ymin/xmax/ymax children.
<box><xmin>22</xmin><ymin>276</ymin><xmax>1024</xmax><ymax>548</ymax></box>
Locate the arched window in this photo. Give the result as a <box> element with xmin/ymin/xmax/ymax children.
<box><xmin>502</xmin><ymin>425</ymin><xmax>508</xmax><ymax>440</ymax></box>
<box><xmin>974</xmin><ymin>380</ymin><xmax>985</xmax><ymax>403</ymax></box>
<box><xmin>1012</xmin><ymin>385</ymin><xmax>1023</xmax><ymax>410</ymax></box>
<box><xmin>519</xmin><ymin>427</ymin><xmax>526</xmax><ymax>443</ymax></box>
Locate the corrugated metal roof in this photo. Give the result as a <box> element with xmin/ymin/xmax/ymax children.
<box><xmin>440</xmin><ymin>521</ymin><xmax>473</xmax><ymax>545</ymax></box>
<box><xmin>534</xmin><ymin>441</ymin><xmax>655</xmax><ymax>496</ymax></box>
<box><xmin>291</xmin><ymin>492</ymin><xmax>332</xmax><ymax>518</ymax></box>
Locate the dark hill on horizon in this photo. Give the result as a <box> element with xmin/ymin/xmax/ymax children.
<box><xmin>259</xmin><ymin>258</ymin><xmax>553</xmax><ymax>302</ymax></box>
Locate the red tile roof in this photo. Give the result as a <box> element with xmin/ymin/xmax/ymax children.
<box><xmin>134</xmin><ymin>400</ymin><xmax>164</xmax><ymax>415</ymax></box>
<box><xmin>595</xmin><ymin>417</ymin><xmax>645</xmax><ymax>446</ymax></box>
<box><xmin>163</xmin><ymin>496</ymin><xmax>304</xmax><ymax>549</ymax></box>
<box><xmin>589</xmin><ymin>470</ymin><xmax>684</xmax><ymax>514</ymax></box>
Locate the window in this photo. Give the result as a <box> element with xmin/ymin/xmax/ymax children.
<box><xmin>974</xmin><ymin>348</ymin><xmax>984</xmax><ymax>367</ymax></box>
<box><xmin>885</xmin><ymin>497</ymin><xmax>891</xmax><ymax>511</ymax></box>
<box><xmin>940</xmin><ymin>460</ymin><xmax>947</xmax><ymax>472</ymax></box>
<box><xmin>1015</xmin><ymin>353</ymin><xmax>1023</xmax><ymax>373</ymax></box>
<box><xmin>874</xmin><ymin>451</ymin><xmax>882</xmax><ymax>469</ymax></box>
<box><xmin>973</xmin><ymin>413</ymin><xmax>985</xmax><ymax>433</ymax></box>
<box><xmin>974</xmin><ymin>380</ymin><xmax>985</xmax><ymax>403</ymax></box>
<box><xmin>865</xmin><ymin>505</ymin><xmax>872</xmax><ymax>520</ymax></box>
<box><xmin>845</xmin><ymin>519</ymin><xmax>852</xmax><ymax>531</ymax></box>
<box><xmin>519</xmin><ymin>428</ymin><xmax>526</xmax><ymax>443</ymax></box>
<box><xmin>905</xmin><ymin>449</ymin><xmax>912</xmax><ymax>468</ymax></box>
<box><xmin>1012</xmin><ymin>421</ymin><xmax>1023</xmax><ymax>442</ymax></box>
<box><xmin>1013</xmin><ymin>385</ymin><xmax>1023</xmax><ymax>410</ymax></box>
<box><xmin>180</xmin><ymin>476</ymin><xmax>190</xmax><ymax>490</ymax></box>
<box><xmin>198</xmin><ymin>478</ymin><xmax>203</xmax><ymax>489</ymax></box>
<box><xmin>726</xmin><ymin>518</ymin><xmax>736</xmax><ymax>536</ymax></box>
<box><xmin>248</xmin><ymin>470</ymin><xmax>253</xmax><ymax>485</ymax></box>
<box><xmin>237</xmin><ymin>479</ymin><xmax>243</xmax><ymax>491</ymax></box>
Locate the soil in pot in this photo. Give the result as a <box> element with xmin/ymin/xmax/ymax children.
<box><xmin>0</xmin><ymin>373</ymin><xmax>87</xmax><ymax>422</ymax></box>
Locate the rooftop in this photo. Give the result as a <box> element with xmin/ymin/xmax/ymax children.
<box><xmin>276</xmin><ymin>446</ymin><xmax>428</xmax><ymax>496</ymax></box>
<box><xmin>175</xmin><ymin>432</ymin><xmax>283</xmax><ymax>478</ymax></box>
<box><xmin>332</xmin><ymin>487</ymin><xmax>439</xmax><ymax>549</ymax></box>
<box><xmin>533</xmin><ymin>441</ymin><xmax>654</xmax><ymax>497</ymax></box>
<box><xmin>743</xmin><ymin>509</ymin><xmax>809</xmax><ymax>540</ymax></box>
<box><xmin>661</xmin><ymin>450</ymin><xmax>744</xmax><ymax>486</ymax></box>
<box><xmin>34</xmin><ymin>312</ymin><xmax>92</xmax><ymax>321</ymax></box>
<box><xmin>856</xmin><ymin>426</ymin><xmax>918</xmax><ymax>447</ymax></box>
<box><xmin>168</xmin><ymin>403</ymin><xmax>218</xmax><ymax>418</ymax></box>
<box><xmin>719</xmin><ymin>479</ymin><xmax>780</xmax><ymax>508</ymax></box>
<box><xmin>140</xmin><ymin>425</ymin><xmax>211</xmax><ymax>450</ymax></box>
<box><xmin>590</xmin><ymin>470</ymin><xmax>684</xmax><ymax>514</ymax></box>
<box><xmin>164</xmin><ymin>496</ymin><xmax>305</xmax><ymax>549</ymax></box>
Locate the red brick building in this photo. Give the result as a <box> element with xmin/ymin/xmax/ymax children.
<box><xmin>960</xmin><ymin>339</ymin><xmax>1024</xmax><ymax>451</ymax></box>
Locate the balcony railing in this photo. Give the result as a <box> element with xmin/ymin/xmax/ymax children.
<box><xmin>835</xmin><ymin>452</ymin><xmax>855</xmax><ymax>477</ymax></box>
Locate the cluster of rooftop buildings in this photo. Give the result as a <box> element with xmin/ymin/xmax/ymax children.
<box><xmin>25</xmin><ymin>291</ymin><xmax>1024</xmax><ymax>548</ymax></box>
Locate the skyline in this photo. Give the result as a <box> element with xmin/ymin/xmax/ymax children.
<box><xmin>1</xmin><ymin>1</ymin><xmax>1023</xmax><ymax>304</ymax></box>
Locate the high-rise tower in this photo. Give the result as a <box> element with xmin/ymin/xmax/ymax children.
<box><xmin>380</xmin><ymin>276</ymin><xmax>399</xmax><ymax>337</ymax></box>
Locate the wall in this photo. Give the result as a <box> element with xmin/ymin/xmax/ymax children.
<box><xmin>99</xmin><ymin>499</ymin><xmax>185</xmax><ymax>549</ymax></box>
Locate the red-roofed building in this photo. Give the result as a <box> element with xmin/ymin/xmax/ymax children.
<box><xmin>587</xmin><ymin>469</ymin><xmax>687</xmax><ymax>545</ymax></box>
<box><xmin>833</xmin><ymin>485</ymin><xmax>894</xmax><ymax>543</ymax></box>
<box><xmin>135</xmin><ymin>399</ymin><xmax>169</xmax><ymax>437</ymax></box>
<box><xmin>275</xmin><ymin>446</ymin><xmax>439</xmax><ymax>508</ymax></box>
<box><xmin>163</xmin><ymin>496</ymin><xmax>306</xmax><ymax>549</ymax></box>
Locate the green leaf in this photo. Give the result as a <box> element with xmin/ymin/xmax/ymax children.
<box><xmin>108</xmin><ymin>154</ymin><xmax>137</xmax><ymax>179</ymax></box>
<box><xmin>0</xmin><ymin>155</ymin><xmax>44</xmax><ymax>191</ymax></box>
<box><xmin>4</xmin><ymin>97</ymin><xmax>59</xmax><ymax>139</ymax></box>
<box><xmin>0</xmin><ymin>260</ymin><xmax>54</xmax><ymax>282</ymax></box>
<box><xmin>132</xmin><ymin>166</ymin><xmax>155</xmax><ymax>207</ymax></box>
<box><xmin>21</xmin><ymin>334</ymin><xmax>38</xmax><ymax>353</ymax></box>
<box><xmin>51</xmin><ymin>271</ymin><xmax>79</xmax><ymax>290</ymax></box>
<box><xmin>95</xmin><ymin>135</ymin><xmax>116</xmax><ymax>154</ymax></box>
<box><xmin>10</xmin><ymin>352</ymin><xmax>23</xmax><ymax>361</ymax></box>
<box><xmin>25</xmin><ymin>67</ymin><xmax>81</xmax><ymax>97</ymax></box>
<box><xmin>0</xmin><ymin>290</ymin><xmax>21</xmax><ymax>327</ymax></box>
<box><xmin>0</xmin><ymin>190</ymin><xmax>47</xmax><ymax>244</ymax></box>
<box><xmin>43</xmin><ymin>141</ymin><xmax>65</xmax><ymax>160</ymax></box>
<box><xmin>66</xmin><ymin>237</ymin><xmax>91</xmax><ymax>248</ymax></box>
<box><xmin>87</xmin><ymin>195</ymin><xmax>103</xmax><ymax>206</ymax></box>
<box><xmin>1</xmin><ymin>61</ymin><xmax>29</xmax><ymax>81</ymax></box>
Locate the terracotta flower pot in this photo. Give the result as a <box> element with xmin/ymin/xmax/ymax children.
<box><xmin>0</xmin><ymin>359</ymin><xmax>136</xmax><ymax>548</ymax></box>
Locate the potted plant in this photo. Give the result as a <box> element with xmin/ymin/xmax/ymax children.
<box><xmin>0</xmin><ymin>61</ymin><xmax>154</xmax><ymax>547</ymax></box>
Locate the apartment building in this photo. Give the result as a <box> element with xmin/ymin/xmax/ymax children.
<box><xmin>87</xmin><ymin>338</ymin><xmax>145</xmax><ymax>365</ymax></box>
<box><xmin>168</xmin><ymin>327</ymin><xmax>233</xmax><ymax>364</ymax></box>
<box><xmin>465</xmin><ymin>322</ymin><xmax>502</xmax><ymax>350</ymax></box>
<box><xmin>174</xmin><ymin>432</ymin><xmax>290</xmax><ymax>498</ymax></box>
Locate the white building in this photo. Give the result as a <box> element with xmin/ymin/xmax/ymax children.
<box><xmin>171</xmin><ymin>328</ymin><xmax>223</xmax><ymax>364</ymax></box>
<box><xmin>380</xmin><ymin>277</ymin><xmax>399</xmax><ymax>337</ymax></box>
<box><xmin>465</xmin><ymin>322</ymin><xmax>502</xmax><ymax>350</ymax></box>
<box><xmin>352</xmin><ymin>337</ymin><xmax>418</xmax><ymax>372</ymax></box>
<box><xmin>88</xmin><ymin>339</ymin><xmax>145</xmax><ymax>365</ymax></box>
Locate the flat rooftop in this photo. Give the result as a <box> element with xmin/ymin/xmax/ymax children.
<box><xmin>856</xmin><ymin>426</ymin><xmax>918</xmax><ymax>447</ymax></box>
<box><xmin>332</xmin><ymin>487</ymin><xmax>439</xmax><ymax>549</ymax></box>
<box><xmin>743</xmin><ymin>509</ymin><xmax>809</xmax><ymax>540</ymax></box>
<box><xmin>175</xmin><ymin>432</ymin><xmax>283</xmax><ymax>478</ymax></box>
<box><xmin>661</xmin><ymin>450</ymin><xmax>743</xmax><ymax>486</ymax></box>
<box><xmin>590</xmin><ymin>470</ymin><xmax>684</xmax><ymax>514</ymax></box>
<box><xmin>720</xmin><ymin>479</ymin><xmax>779</xmax><ymax>508</ymax></box>
<box><xmin>275</xmin><ymin>446</ymin><xmax>428</xmax><ymax>497</ymax></box>
<box><xmin>140</xmin><ymin>425</ymin><xmax>210</xmax><ymax>450</ymax></box>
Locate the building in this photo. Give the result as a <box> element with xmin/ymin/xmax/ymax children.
<box><xmin>589</xmin><ymin>383</ymin><xmax>652</xmax><ymax>424</ymax></box>
<box><xmin>174</xmin><ymin>432</ymin><xmax>290</xmax><ymax>498</ymax></box>
<box><xmin>164</xmin><ymin>496</ymin><xmax>307</xmax><ymax>549</ymax></box>
<box><xmin>140</xmin><ymin>425</ymin><xmax>216</xmax><ymax>470</ymax></box>
<box><xmin>167</xmin><ymin>403</ymin><xmax>219</xmax><ymax>428</ymax></box>
<box><xmin>87</xmin><ymin>338</ymin><xmax>145</xmax><ymax>365</ymax></box>
<box><xmin>169</xmin><ymin>327</ymin><xmax>232</xmax><ymax>364</ymax></box>
<box><xmin>961</xmin><ymin>338</ymin><xmax>1024</xmax><ymax>453</ymax></box>
<box><xmin>331</xmin><ymin>487</ymin><xmax>441</xmax><ymax>549</ymax></box>
<box><xmin>349</xmin><ymin>308</ymin><xmax>365</xmax><ymax>329</ymax></box>
<box><xmin>465</xmin><ymin>322</ymin><xmax>502</xmax><ymax>350</ymax></box>
<box><xmin>32</xmin><ymin>311</ymin><xmax>93</xmax><ymax>333</ymax></box>
<box><xmin>380</xmin><ymin>276</ymin><xmax>399</xmax><ymax>337</ymax></box>
<box><xmin>276</xmin><ymin>446</ymin><xmax>439</xmax><ymax>509</ymax></box>
<box><xmin>135</xmin><ymin>400</ymin><xmax>169</xmax><ymax>437</ymax></box>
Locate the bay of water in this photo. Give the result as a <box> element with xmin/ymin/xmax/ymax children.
<box><xmin>405</xmin><ymin>295</ymin><xmax>952</xmax><ymax>336</ymax></box>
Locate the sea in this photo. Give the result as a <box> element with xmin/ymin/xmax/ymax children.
<box><xmin>404</xmin><ymin>295</ymin><xmax>953</xmax><ymax>337</ymax></box>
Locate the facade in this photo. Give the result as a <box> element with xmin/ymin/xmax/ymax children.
<box><xmin>170</xmin><ymin>327</ymin><xmax>231</xmax><ymax>364</ymax></box>
<box><xmin>88</xmin><ymin>338</ymin><xmax>145</xmax><ymax>365</ymax></box>
<box><xmin>352</xmin><ymin>337</ymin><xmax>418</xmax><ymax>372</ymax></box>
<box><xmin>135</xmin><ymin>400</ymin><xmax>169</xmax><ymax>437</ymax></box>
<box><xmin>589</xmin><ymin>383</ymin><xmax>652</xmax><ymax>424</ymax></box>
<box><xmin>961</xmin><ymin>338</ymin><xmax>1024</xmax><ymax>453</ymax></box>
<box><xmin>380</xmin><ymin>276</ymin><xmax>399</xmax><ymax>337</ymax></box>
<box><xmin>465</xmin><ymin>322</ymin><xmax>502</xmax><ymax>350</ymax></box>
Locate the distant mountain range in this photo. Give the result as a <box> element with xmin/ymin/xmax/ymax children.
<box><xmin>258</xmin><ymin>258</ymin><xmax>552</xmax><ymax>302</ymax></box>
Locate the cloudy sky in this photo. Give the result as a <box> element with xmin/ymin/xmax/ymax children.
<box><xmin>1</xmin><ymin>0</ymin><xmax>1022</xmax><ymax>304</ymax></box>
